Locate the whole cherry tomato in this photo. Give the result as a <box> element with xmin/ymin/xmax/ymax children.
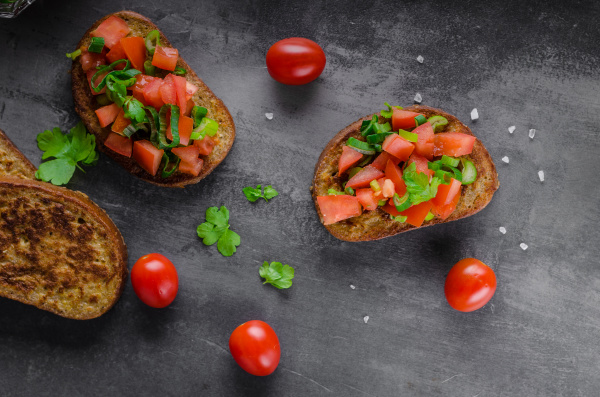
<box><xmin>266</xmin><ymin>38</ymin><xmax>326</xmax><ymax>85</ymax></box>
<box><xmin>131</xmin><ymin>253</ymin><xmax>179</xmax><ymax>308</ymax></box>
<box><xmin>444</xmin><ymin>258</ymin><xmax>497</xmax><ymax>312</ymax></box>
<box><xmin>229</xmin><ymin>320</ymin><xmax>281</xmax><ymax>376</ymax></box>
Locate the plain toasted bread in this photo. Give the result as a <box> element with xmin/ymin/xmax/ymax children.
<box><xmin>71</xmin><ymin>11</ymin><xmax>235</xmax><ymax>188</ymax></box>
<box><xmin>0</xmin><ymin>128</ymin><xmax>37</xmax><ymax>179</ymax></box>
<box><xmin>311</xmin><ymin>105</ymin><xmax>499</xmax><ymax>242</ymax></box>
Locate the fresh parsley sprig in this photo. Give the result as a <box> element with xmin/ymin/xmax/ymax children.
<box><xmin>197</xmin><ymin>206</ymin><xmax>241</xmax><ymax>257</ymax></box>
<box><xmin>402</xmin><ymin>162</ymin><xmax>441</xmax><ymax>205</ymax></box>
<box><xmin>35</xmin><ymin>122</ymin><xmax>99</xmax><ymax>185</ymax></box>
<box><xmin>243</xmin><ymin>185</ymin><xmax>279</xmax><ymax>202</ymax></box>
<box><xmin>259</xmin><ymin>261</ymin><xmax>295</xmax><ymax>289</ymax></box>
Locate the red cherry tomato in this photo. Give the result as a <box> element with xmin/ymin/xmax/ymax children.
<box><xmin>266</xmin><ymin>38</ymin><xmax>326</xmax><ymax>85</ymax></box>
<box><xmin>131</xmin><ymin>253</ymin><xmax>179</xmax><ymax>308</ymax></box>
<box><xmin>229</xmin><ymin>320</ymin><xmax>281</xmax><ymax>376</ymax></box>
<box><xmin>444</xmin><ymin>258</ymin><xmax>497</xmax><ymax>312</ymax></box>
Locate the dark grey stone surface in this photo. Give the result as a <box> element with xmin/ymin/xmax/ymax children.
<box><xmin>0</xmin><ymin>0</ymin><xmax>599</xmax><ymax>395</ymax></box>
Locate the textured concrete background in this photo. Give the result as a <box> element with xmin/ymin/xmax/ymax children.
<box><xmin>0</xmin><ymin>0</ymin><xmax>599</xmax><ymax>395</ymax></box>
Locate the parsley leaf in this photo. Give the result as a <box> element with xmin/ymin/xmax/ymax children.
<box><xmin>259</xmin><ymin>261</ymin><xmax>295</xmax><ymax>289</ymax></box>
<box><xmin>123</xmin><ymin>96</ymin><xmax>146</xmax><ymax>123</ymax></box>
<box><xmin>197</xmin><ymin>206</ymin><xmax>240</xmax><ymax>257</ymax></box>
<box><xmin>402</xmin><ymin>162</ymin><xmax>441</xmax><ymax>205</ymax></box>
<box><xmin>243</xmin><ymin>185</ymin><xmax>279</xmax><ymax>202</ymax></box>
<box><xmin>35</xmin><ymin>122</ymin><xmax>98</xmax><ymax>186</ymax></box>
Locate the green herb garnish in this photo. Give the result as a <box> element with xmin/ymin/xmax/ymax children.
<box><xmin>243</xmin><ymin>185</ymin><xmax>279</xmax><ymax>202</ymax></box>
<box><xmin>197</xmin><ymin>206</ymin><xmax>241</xmax><ymax>257</ymax></box>
<box><xmin>88</xmin><ymin>37</ymin><xmax>105</xmax><ymax>53</ymax></box>
<box><xmin>380</xmin><ymin>102</ymin><xmax>402</xmax><ymax>118</ymax></box>
<box><xmin>259</xmin><ymin>261</ymin><xmax>295</xmax><ymax>289</ymax></box>
<box><xmin>173</xmin><ymin>66</ymin><xmax>187</xmax><ymax>76</ymax></box>
<box><xmin>65</xmin><ymin>49</ymin><xmax>82</xmax><ymax>60</ymax></box>
<box><xmin>402</xmin><ymin>162</ymin><xmax>441</xmax><ymax>206</ymax></box>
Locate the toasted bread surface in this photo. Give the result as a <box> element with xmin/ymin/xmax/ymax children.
<box><xmin>0</xmin><ymin>129</ymin><xmax>37</xmax><ymax>179</ymax></box>
<box><xmin>0</xmin><ymin>176</ymin><xmax>128</xmax><ymax>319</ymax></box>
<box><xmin>72</xmin><ymin>11</ymin><xmax>235</xmax><ymax>187</ymax></box>
<box><xmin>312</xmin><ymin>105</ymin><xmax>499</xmax><ymax>241</ymax></box>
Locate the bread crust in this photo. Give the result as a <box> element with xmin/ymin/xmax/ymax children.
<box><xmin>0</xmin><ymin>128</ymin><xmax>37</xmax><ymax>179</ymax></box>
<box><xmin>0</xmin><ymin>176</ymin><xmax>128</xmax><ymax>319</ymax></box>
<box><xmin>311</xmin><ymin>105</ymin><xmax>499</xmax><ymax>242</ymax></box>
<box><xmin>71</xmin><ymin>11</ymin><xmax>235</xmax><ymax>188</ymax></box>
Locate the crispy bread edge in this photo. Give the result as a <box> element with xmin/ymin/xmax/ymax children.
<box><xmin>0</xmin><ymin>128</ymin><xmax>37</xmax><ymax>179</ymax></box>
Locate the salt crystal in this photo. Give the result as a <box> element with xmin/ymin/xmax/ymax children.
<box><xmin>529</xmin><ymin>129</ymin><xmax>536</xmax><ymax>139</ymax></box>
<box><xmin>414</xmin><ymin>93</ymin><xmax>422</xmax><ymax>103</ymax></box>
<box><xmin>508</xmin><ymin>126</ymin><xmax>516</xmax><ymax>134</ymax></box>
<box><xmin>417</xmin><ymin>55</ymin><xmax>424</xmax><ymax>63</ymax></box>
<box><xmin>471</xmin><ymin>108</ymin><xmax>479</xmax><ymax>121</ymax></box>
<box><xmin>520</xmin><ymin>243</ymin><xmax>528</xmax><ymax>251</ymax></box>
<box><xmin>265</xmin><ymin>113</ymin><xmax>273</xmax><ymax>120</ymax></box>
<box><xmin>363</xmin><ymin>315</ymin><xmax>369</xmax><ymax>324</ymax></box>
<box><xmin>499</xmin><ymin>227</ymin><xmax>506</xmax><ymax>234</ymax></box>
<box><xmin>538</xmin><ymin>170</ymin><xmax>545</xmax><ymax>182</ymax></box>
<box><xmin>350</xmin><ymin>284</ymin><xmax>356</xmax><ymax>290</ymax></box>
<box><xmin>501</xmin><ymin>156</ymin><xmax>509</xmax><ymax>163</ymax></box>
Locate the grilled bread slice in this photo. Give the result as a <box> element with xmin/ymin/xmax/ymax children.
<box><xmin>0</xmin><ymin>128</ymin><xmax>37</xmax><ymax>179</ymax></box>
<box><xmin>311</xmin><ymin>105</ymin><xmax>499</xmax><ymax>242</ymax></box>
<box><xmin>71</xmin><ymin>10</ymin><xmax>235</xmax><ymax>187</ymax></box>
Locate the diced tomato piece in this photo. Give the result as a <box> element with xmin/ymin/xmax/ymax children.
<box><xmin>91</xmin><ymin>16</ymin><xmax>131</xmax><ymax>49</ymax></box>
<box><xmin>392</xmin><ymin>108</ymin><xmax>424</xmax><ymax>131</ymax></box>
<box><xmin>86</xmin><ymin>69</ymin><xmax>107</xmax><ymax>95</ymax></box>
<box><xmin>104</xmin><ymin>132</ymin><xmax>133</xmax><ymax>157</ymax></box>
<box><xmin>132</xmin><ymin>140</ymin><xmax>164</xmax><ymax>176</ymax></box>
<box><xmin>131</xmin><ymin>74</ymin><xmax>156</xmax><ymax>95</ymax></box>
<box><xmin>355</xmin><ymin>188</ymin><xmax>378</xmax><ymax>211</ymax></box>
<box><xmin>381</xmin><ymin>178</ymin><xmax>395</xmax><ymax>198</ymax></box>
<box><xmin>95</xmin><ymin>103</ymin><xmax>121</xmax><ymax>128</ymax></box>
<box><xmin>345</xmin><ymin>165</ymin><xmax>385</xmax><ymax>189</ymax></box>
<box><xmin>120</xmin><ymin>37</ymin><xmax>146</xmax><ymax>72</ymax></box>
<box><xmin>172</xmin><ymin>75</ymin><xmax>188</xmax><ymax>115</ymax></box>
<box><xmin>178</xmin><ymin>158</ymin><xmax>204</xmax><ymax>176</ymax></box>
<box><xmin>371</xmin><ymin>152</ymin><xmax>401</xmax><ymax>171</ymax></box>
<box><xmin>185</xmin><ymin>81</ymin><xmax>198</xmax><ymax>101</ymax></box>
<box><xmin>194</xmin><ymin>135</ymin><xmax>216</xmax><ymax>156</ymax></box>
<box><xmin>401</xmin><ymin>200</ymin><xmax>434</xmax><ymax>227</ymax></box>
<box><xmin>106</xmin><ymin>41</ymin><xmax>127</xmax><ymax>65</ymax></box>
<box><xmin>338</xmin><ymin>146</ymin><xmax>363</xmax><ymax>175</ymax></box>
<box><xmin>172</xmin><ymin>145</ymin><xmax>200</xmax><ymax>164</ymax></box>
<box><xmin>432</xmin><ymin>178</ymin><xmax>461</xmax><ymax>207</ymax></box>
<box><xmin>385</xmin><ymin>160</ymin><xmax>407</xmax><ymax>196</ymax></box>
<box><xmin>152</xmin><ymin>46</ymin><xmax>178</xmax><ymax>71</ymax></box>
<box><xmin>111</xmin><ymin>109</ymin><xmax>131</xmax><ymax>135</ymax></box>
<box><xmin>316</xmin><ymin>195</ymin><xmax>363</xmax><ymax>225</ymax></box>
<box><xmin>184</xmin><ymin>99</ymin><xmax>194</xmax><ymax>116</ymax></box>
<box><xmin>407</xmin><ymin>152</ymin><xmax>434</xmax><ymax>177</ymax></box>
<box><xmin>143</xmin><ymin>78</ymin><xmax>165</xmax><ymax>109</ymax></box>
<box><xmin>382</xmin><ymin>201</ymin><xmax>401</xmax><ymax>217</ymax></box>
<box><xmin>412</xmin><ymin>122</ymin><xmax>435</xmax><ymax>160</ymax></box>
<box><xmin>166</xmin><ymin>115</ymin><xmax>194</xmax><ymax>146</ymax></box>
<box><xmin>80</xmin><ymin>50</ymin><xmax>107</xmax><ymax>72</ymax></box>
<box><xmin>433</xmin><ymin>132</ymin><xmax>476</xmax><ymax>157</ymax></box>
<box><xmin>382</xmin><ymin>134</ymin><xmax>414</xmax><ymax>161</ymax></box>
<box><xmin>432</xmin><ymin>189</ymin><xmax>460</xmax><ymax>220</ymax></box>
<box><xmin>160</xmin><ymin>74</ymin><xmax>177</xmax><ymax>105</ymax></box>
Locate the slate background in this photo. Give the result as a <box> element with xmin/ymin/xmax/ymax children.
<box><xmin>1</xmin><ymin>0</ymin><xmax>599</xmax><ymax>395</ymax></box>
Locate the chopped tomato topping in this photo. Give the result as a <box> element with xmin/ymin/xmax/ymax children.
<box><xmin>338</xmin><ymin>146</ymin><xmax>363</xmax><ymax>175</ymax></box>
<box><xmin>152</xmin><ymin>46</ymin><xmax>178</xmax><ymax>71</ymax></box>
<box><xmin>120</xmin><ymin>37</ymin><xmax>147</xmax><ymax>72</ymax></box>
<box><xmin>407</xmin><ymin>152</ymin><xmax>434</xmax><ymax>177</ymax></box>
<box><xmin>355</xmin><ymin>188</ymin><xmax>378</xmax><ymax>211</ymax></box>
<box><xmin>381</xmin><ymin>178</ymin><xmax>395</xmax><ymax>198</ymax></box>
<box><xmin>95</xmin><ymin>103</ymin><xmax>121</xmax><ymax>127</ymax></box>
<box><xmin>132</xmin><ymin>140</ymin><xmax>164</xmax><ymax>176</ymax></box>
<box><xmin>91</xmin><ymin>16</ymin><xmax>131</xmax><ymax>49</ymax></box>
<box><xmin>392</xmin><ymin>108</ymin><xmax>424</xmax><ymax>131</ymax></box>
<box><xmin>80</xmin><ymin>50</ymin><xmax>106</xmax><ymax>72</ymax></box>
<box><xmin>166</xmin><ymin>115</ymin><xmax>194</xmax><ymax>146</ymax></box>
<box><xmin>433</xmin><ymin>133</ymin><xmax>476</xmax><ymax>157</ymax></box>
<box><xmin>178</xmin><ymin>158</ymin><xmax>204</xmax><ymax>176</ymax></box>
<box><xmin>432</xmin><ymin>189</ymin><xmax>460</xmax><ymax>220</ymax></box>
<box><xmin>185</xmin><ymin>81</ymin><xmax>198</xmax><ymax>101</ymax></box>
<box><xmin>143</xmin><ymin>78</ymin><xmax>165</xmax><ymax>110</ymax></box>
<box><xmin>86</xmin><ymin>69</ymin><xmax>107</xmax><ymax>95</ymax></box>
<box><xmin>172</xmin><ymin>75</ymin><xmax>188</xmax><ymax>115</ymax></box>
<box><xmin>184</xmin><ymin>99</ymin><xmax>194</xmax><ymax>116</ymax></box>
<box><xmin>316</xmin><ymin>195</ymin><xmax>363</xmax><ymax>225</ymax></box>
<box><xmin>384</xmin><ymin>160</ymin><xmax>407</xmax><ymax>196</ymax></box>
<box><xmin>104</xmin><ymin>132</ymin><xmax>133</xmax><ymax>157</ymax></box>
<box><xmin>111</xmin><ymin>109</ymin><xmax>131</xmax><ymax>135</ymax></box>
<box><xmin>194</xmin><ymin>135</ymin><xmax>216</xmax><ymax>156</ymax></box>
<box><xmin>412</xmin><ymin>121</ymin><xmax>435</xmax><ymax>160</ymax></box>
<box><xmin>160</xmin><ymin>74</ymin><xmax>177</xmax><ymax>105</ymax></box>
<box><xmin>106</xmin><ymin>41</ymin><xmax>127</xmax><ymax>66</ymax></box>
<box><xmin>172</xmin><ymin>145</ymin><xmax>200</xmax><ymax>164</ymax></box>
<box><xmin>382</xmin><ymin>134</ymin><xmax>414</xmax><ymax>161</ymax></box>
<box><xmin>371</xmin><ymin>152</ymin><xmax>401</xmax><ymax>171</ymax></box>
<box><xmin>345</xmin><ymin>165</ymin><xmax>385</xmax><ymax>189</ymax></box>
<box><xmin>432</xmin><ymin>178</ymin><xmax>462</xmax><ymax>207</ymax></box>
<box><xmin>400</xmin><ymin>200</ymin><xmax>434</xmax><ymax>227</ymax></box>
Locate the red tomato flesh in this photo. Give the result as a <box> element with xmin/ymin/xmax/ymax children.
<box><xmin>86</xmin><ymin>69</ymin><xmax>107</xmax><ymax>95</ymax></box>
<box><xmin>432</xmin><ymin>190</ymin><xmax>460</xmax><ymax>220</ymax></box>
<box><xmin>266</xmin><ymin>37</ymin><xmax>326</xmax><ymax>85</ymax></box>
<box><xmin>382</xmin><ymin>134</ymin><xmax>414</xmax><ymax>162</ymax></box>
<box><xmin>80</xmin><ymin>50</ymin><xmax>106</xmax><ymax>72</ymax></box>
<box><xmin>171</xmin><ymin>145</ymin><xmax>199</xmax><ymax>164</ymax></box>
<box><xmin>229</xmin><ymin>320</ymin><xmax>281</xmax><ymax>376</ymax></box>
<box><xmin>133</xmin><ymin>140</ymin><xmax>164</xmax><ymax>176</ymax></box>
<box><xmin>433</xmin><ymin>132</ymin><xmax>476</xmax><ymax>157</ymax></box>
<box><xmin>131</xmin><ymin>253</ymin><xmax>179</xmax><ymax>308</ymax></box>
<box><xmin>432</xmin><ymin>177</ymin><xmax>461</xmax><ymax>207</ymax></box>
<box><xmin>91</xmin><ymin>16</ymin><xmax>131</xmax><ymax>49</ymax></box>
<box><xmin>111</xmin><ymin>109</ymin><xmax>131</xmax><ymax>135</ymax></box>
<box><xmin>407</xmin><ymin>152</ymin><xmax>434</xmax><ymax>177</ymax></box>
<box><xmin>104</xmin><ymin>132</ymin><xmax>133</xmax><ymax>158</ymax></box>
<box><xmin>120</xmin><ymin>37</ymin><xmax>147</xmax><ymax>72</ymax></box>
<box><xmin>172</xmin><ymin>75</ymin><xmax>188</xmax><ymax>115</ymax></box>
<box><xmin>316</xmin><ymin>195</ymin><xmax>362</xmax><ymax>225</ymax></box>
<box><xmin>338</xmin><ymin>146</ymin><xmax>363</xmax><ymax>175</ymax></box>
<box><xmin>194</xmin><ymin>136</ymin><xmax>216</xmax><ymax>156</ymax></box>
<box><xmin>160</xmin><ymin>74</ymin><xmax>177</xmax><ymax>105</ymax></box>
<box><xmin>143</xmin><ymin>78</ymin><xmax>165</xmax><ymax>109</ymax></box>
<box><xmin>345</xmin><ymin>165</ymin><xmax>385</xmax><ymax>189</ymax></box>
<box><xmin>412</xmin><ymin>121</ymin><xmax>435</xmax><ymax>160</ymax></box>
<box><xmin>371</xmin><ymin>152</ymin><xmax>401</xmax><ymax>171</ymax></box>
<box><xmin>355</xmin><ymin>188</ymin><xmax>378</xmax><ymax>211</ymax></box>
<box><xmin>152</xmin><ymin>46</ymin><xmax>178</xmax><ymax>71</ymax></box>
<box><xmin>384</xmin><ymin>160</ymin><xmax>407</xmax><ymax>196</ymax></box>
<box><xmin>400</xmin><ymin>200</ymin><xmax>434</xmax><ymax>227</ymax></box>
<box><xmin>185</xmin><ymin>81</ymin><xmax>198</xmax><ymax>101</ymax></box>
<box><xmin>166</xmin><ymin>115</ymin><xmax>194</xmax><ymax>146</ymax></box>
<box><xmin>392</xmin><ymin>108</ymin><xmax>424</xmax><ymax>131</ymax></box>
<box><xmin>106</xmin><ymin>41</ymin><xmax>127</xmax><ymax>65</ymax></box>
<box><xmin>178</xmin><ymin>158</ymin><xmax>204</xmax><ymax>176</ymax></box>
<box><xmin>445</xmin><ymin>258</ymin><xmax>497</xmax><ymax>312</ymax></box>
<box><xmin>95</xmin><ymin>103</ymin><xmax>121</xmax><ymax>127</ymax></box>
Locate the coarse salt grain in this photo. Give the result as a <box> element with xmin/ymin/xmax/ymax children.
<box><xmin>414</xmin><ymin>93</ymin><xmax>422</xmax><ymax>103</ymax></box>
<box><xmin>538</xmin><ymin>170</ymin><xmax>545</xmax><ymax>182</ymax></box>
<box><xmin>350</xmin><ymin>284</ymin><xmax>356</xmax><ymax>290</ymax></box>
<box><xmin>265</xmin><ymin>113</ymin><xmax>273</xmax><ymax>120</ymax></box>
<box><xmin>471</xmin><ymin>108</ymin><xmax>479</xmax><ymax>121</ymax></box>
<box><xmin>499</xmin><ymin>227</ymin><xmax>506</xmax><ymax>234</ymax></box>
<box><xmin>520</xmin><ymin>243</ymin><xmax>528</xmax><ymax>251</ymax></box>
<box><xmin>363</xmin><ymin>316</ymin><xmax>369</xmax><ymax>324</ymax></box>
<box><xmin>501</xmin><ymin>156</ymin><xmax>509</xmax><ymax>163</ymax></box>
<box><xmin>508</xmin><ymin>126</ymin><xmax>516</xmax><ymax>134</ymax></box>
<box><xmin>417</xmin><ymin>55</ymin><xmax>424</xmax><ymax>63</ymax></box>
<box><xmin>529</xmin><ymin>129</ymin><xmax>536</xmax><ymax>139</ymax></box>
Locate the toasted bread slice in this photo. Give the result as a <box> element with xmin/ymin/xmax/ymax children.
<box><xmin>0</xmin><ymin>176</ymin><xmax>128</xmax><ymax>319</ymax></box>
<box><xmin>0</xmin><ymin>128</ymin><xmax>37</xmax><ymax>179</ymax></box>
<box><xmin>71</xmin><ymin>11</ymin><xmax>235</xmax><ymax>187</ymax></box>
<box><xmin>311</xmin><ymin>105</ymin><xmax>499</xmax><ymax>241</ymax></box>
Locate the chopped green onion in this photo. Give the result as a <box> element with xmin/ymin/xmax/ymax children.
<box><xmin>145</xmin><ymin>30</ymin><xmax>160</xmax><ymax>55</ymax></box>
<box><xmin>66</xmin><ymin>49</ymin><xmax>82</xmax><ymax>60</ymax></box>
<box><xmin>156</xmin><ymin>104</ymin><xmax>180</xmax><ymax>149</ymax></box>
<box><xmin>91</xmin><ymin>59</ymin><xmax>131</xmax><ymax>92</ymax></box>
<box><xmin>366</xmin><ymin>132</ymin><xmax>393</xmax><ymax>144</ymax></box>
<box><xmin>441</xmin><ymin>155</ymin><xmax>460</xmax><ymax>167</ymax></box>
<box><xmin>190</xmin><ymin>117</ymin><xmax>219</xmax><ymax>141</ymax></box>
<box><xmin>88</xmin><ymin>37</ymin><xmax>105</xmax><ymax>53</ymax></box>
<box><xmin>424</xmin><ymin>211</ymin><xmax>435</xmax><ymax>221</ymax></box>
<box><xmin>390</xmin><ymin>215</ymin><xmax>407</xmax><ymax>223</ymax></box>
<box><xmin>434</xmin><ymin>169</ymin><xmax>453</xmax><ymax>184</ymax></box>
<box><xmin>344</xmin><ymin>186</ymin><xmax>355</xmax><ymax>195</ymax></box>
<box><xmin>96</xmin><ymin>94</ymin><xmax>111</xmax><ymax>106</ymax></box>
<box><xmin>392</xmin><ymin>192</ymin><xmax>411</xmax><ymax>212</ymax></box>
<box><xmin>144</xmin><ymin>106</ymin><xmax>160</xmax><ymax>146</ymax></box>
<box><xmin>123</xmin><ymin>122</ymin><xmax>148</xmax><ymax>138</ymax></box>
<box><xmin>327</xmin><ymin>189</ymin><xmax>345</xmax><ymax>195</ymax></box>
<box><xmin>380</xmin><ymin>102</ymin><xmax>402</xmax><ymax>118</ymax></box>
<box><xmin>397</xmin><ymin>129</ymin><xmax>419</xmax><ymax>142</ymax></box>
<box><xmin>370</xmin><ymin>180</ymin><xmax>381</xmax><ymax>192</ymax></box>
<box><xmin>144</xmin><ymin>60</ymin><xmax>156</xmax><ymax>76</ymax></box>
<box><xmin>348</xmin><ymin>167</ymin><xmax>362</xmax><ymax>178</ymax></box>
<box><xmin>360</xmin><ymin>116</ymin><xmax>379</xmax><ymax>136</ymax></box>
<box><xmin>378</xmin><ymin>199</ymin><xmax>388</xmax><ymax>206</ymax></box>
<box><xmin>460</xmin><ymin>158</ymin><xmax>477</xmax><ymax>185</ymax></box>
<box><xmin>427</xmin><ymin>115</ymin><xmax>448</xmax><ymax>132</ymax></box>
<box><xmin>414</xmin><ymin>114</ymin><xmax>427</xmax><ymax>126</ymax></box>
<box><xmin>347</xmin><ymin>137</ymin><xmax>377</xmax><ymax>155</ymax></box>
<box><xmin>173</xmin><ymin>66</ymin><xmax>187</xmax><ymax>76</ymax></box>
<box><xmin>358</xmin><ymin>155</ymin><xmax>373</xmax><ymax>167</ymax></box>
<box><xmin>161</xmin><ymin>151</ymin><xmax>180</xmax><ymax>178</ymax></box>
<box><xmin>191</xmin><ymin>106</ymin><xmax>208</xmax><ymax>128</ymax></box>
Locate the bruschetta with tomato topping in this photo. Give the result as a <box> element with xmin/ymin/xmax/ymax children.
<box><xmin>311</xmin><ymin>104</ymin><xmax>499</xmax><ymax>241</ymax></box>
<box><xmin>70</xmin><ymin>11</ymin><xmax>235</xmax><ymax>187</ymax></box>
